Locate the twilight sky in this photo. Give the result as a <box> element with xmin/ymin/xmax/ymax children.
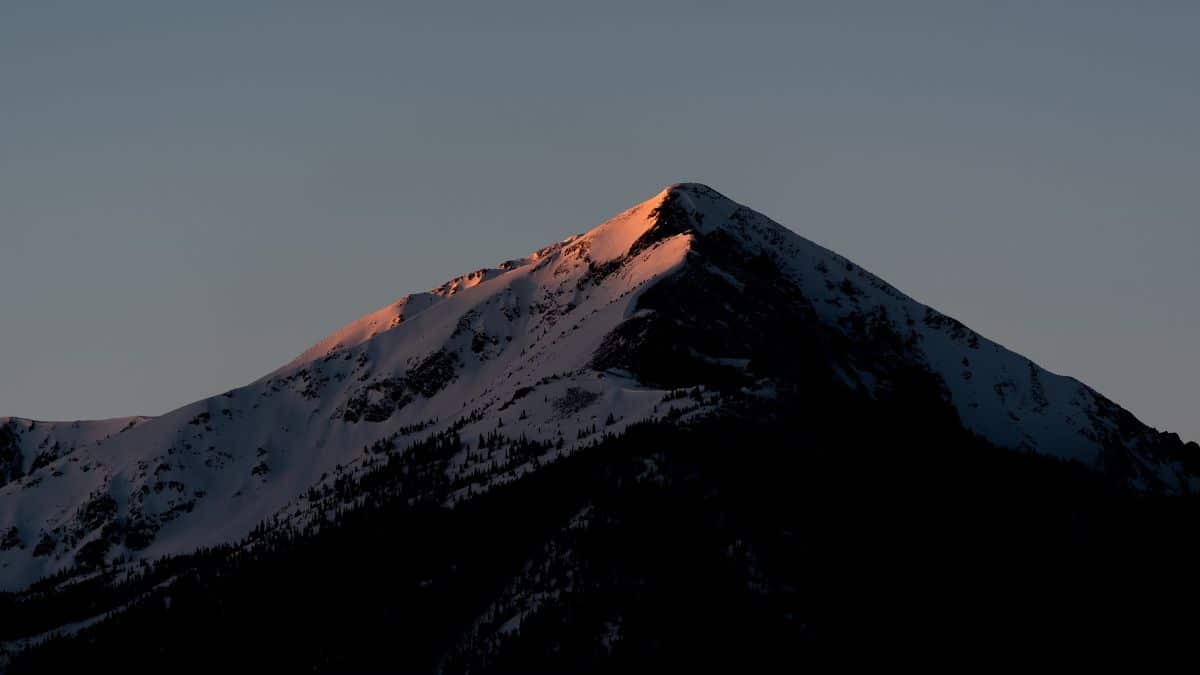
<box><xmin>1</xmin><ymin>1</ymin><xmax>1197</xmax><ymax>442</ymax></box>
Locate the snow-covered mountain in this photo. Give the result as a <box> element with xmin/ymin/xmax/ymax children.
<box><xmin>0</xmin><ymin>416</ymin><xmax>150</xmax><ymax>488</ymax></box>
<box><xmin>1</xmin><ymin>183</ymin><xmax>1195</xmax><ymax>593</ymax></box>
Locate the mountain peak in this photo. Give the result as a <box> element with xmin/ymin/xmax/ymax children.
<box><xmin>4</xmin><ymin>181</ymin><xmax>1195</xmax><ymax>593</ymax></box>
<box><xmin>660</xmin><ymin>181</ymin><xmax>723</xmax><ymax>198</ymax></box>
<box><xmin>572</xmin><ymin>183</ymin><xmax>742</xmax><ymax>263</ymax></box>
<box><xmin>655</xmin><ymin>182</ymin><xmax>735</xmax><ymax>219</ymax></box>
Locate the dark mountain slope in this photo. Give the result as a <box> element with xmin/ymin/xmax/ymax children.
<box><xmin>6</xmin><ymin>351</ymin><xmax>1199</xmax><ymax>672</ymax></box>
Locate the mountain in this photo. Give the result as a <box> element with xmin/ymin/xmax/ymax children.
<box><xmin>1</xmin><ymin>416</ymin><xmax>150</xmax><ymax>487</ymax></box>
<box><xmin>2</xmin><ymin>183</ymin><xmax>1198</xmax><ymax>670</ymax></box>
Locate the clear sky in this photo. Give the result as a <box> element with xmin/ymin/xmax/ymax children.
<box><xmin>1</xmin><ymin>1</ymin><xmax>1196</xmax><ymax>442</ymax></box>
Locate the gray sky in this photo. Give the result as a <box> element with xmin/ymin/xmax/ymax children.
<box><xmin>1</xmin><ymin>1</ymin><xmax>1196</xmax><ymax>442</ymax></box>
